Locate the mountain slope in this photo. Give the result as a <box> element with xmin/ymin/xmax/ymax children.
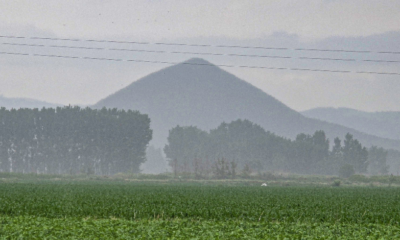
<box><xmin>302</xmin><ymin>108</ymin><xmax>400</xmax><ymax>141</ymax></box>
<box><xmin>94</xmin><ymin>58</ymin><xmax>400</xmax><ymax>151</ymax></box>
<box><xmin>0</xmin><ymin>95</ymin><xmax>60</xmax><ymax>109</ymax></box>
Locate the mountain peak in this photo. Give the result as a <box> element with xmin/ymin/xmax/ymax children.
<box><xmin>94</xmin><ymin>59</ymin><xmax>400</xmax><ymax>151</ymax></box>
<box><xmin>94</xmin><ymin>58</ymin><xmax>299</xmax><ymax>146</ymax></box>
<box><xmin>181</xmin><ymin>58</ymin><xmax>213</xmax><ymax>65</ymax></box>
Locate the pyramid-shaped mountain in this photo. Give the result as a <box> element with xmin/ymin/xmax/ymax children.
<box><xmin>94</xmin><ymin>58</ymin><xmax>400</xmax><ymax>151</ymax></box>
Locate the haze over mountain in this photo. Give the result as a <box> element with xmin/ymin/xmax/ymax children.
<box><xmin>302</xmin><ymin>108</ymin><xmax>400</xmax><ymax>141</ymax></box>
<box><xmin>0</xmin><ymin>95</ymin><xmax>60</xmax><ymax>109</ymax></box>
<box><xmin>94</xmin><ymin>58</ymin><xmax>400</xmax><ymax>151</ymax></box>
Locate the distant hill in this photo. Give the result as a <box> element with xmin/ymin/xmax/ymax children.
<box><xmin>94</xmin><ymin>58</ymin><xmax>400</xmax><ymax>151</ymax></box>
<box><xmin>0</xmin><ymin>95</ymin><xmax>60</xmax><ymax>109</ymax></box>
<box><xmin>302</xmin><ymin>108</ymin><xmax>400</xmax><ymax>141</ymax></box>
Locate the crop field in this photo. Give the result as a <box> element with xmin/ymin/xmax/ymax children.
<box><xmin>0</xmin><ymin>180</ymin><xmax>400</xmax><ymax>239</ymax></box>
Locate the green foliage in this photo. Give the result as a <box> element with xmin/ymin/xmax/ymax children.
<box><xmin>1</xmin><ymin>182</ymin><xmax>400</xmax><ymax>224</ymax></box>
<box><xmin>332</xmin><ymin>180</ymin><xmax>341</xmax><ymax>187</ymax></box>
<box><xmin>368</xmin><ymin>146</ymin><xmax>389</xmax><ymax>175</ymax></box>
<box><xmin>164</xmin><ymin>125</ymin><xmax>208</xmax><ymax>168</ymax></box>
<box><xmin>164</xmin><ymin>120</ymin><xmax>376</xmax><ymax>177</ymax></box>
<box><xmin>164</xmin><ymin>120</ymin><xmax>289</xmax><ymax>173</ymax></box>
<box><xmin>1</xmin><ymin>216</ymin><xmax>399</xmax><ymax>239</ymax></box>
<box><xmin>343</xmin><ymin>133</ymin><xmax>369</xmax><ymax>173</ymax></box>
<box><xmin>339</xmin><ymin>164</ymin><xmax>355</xmax><ymax>178</ymax></box>
<box><xmin>0</xmin><ymin>106</ymin><xmax>152</xmax><ymax>174</ymax></box>
<box><xmin>212</xmin><ymin>158</ymin><xmax>236</xmax><ymax>179</ymax></box>
<box><xmin>1</xmin><ymin>181</ymin><xmax>400</xmax><ymax>238</ymax></box>
<box><xmin>292</xmin><ymin>130</ymin><xmax>330</xmax><ymax>174</ymax></box>
<box><xmin>327</xmin><ymin>137</ymin><xmax>344</xmax><ymax>174</ymax></box>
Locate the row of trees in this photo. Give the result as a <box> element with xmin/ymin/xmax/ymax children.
<box><xmin>0</xmin><ymin>105</ymin><xmax>391</xmax><ymax>177</ymax></box>
<box><xmin>164</xmin><ymin>119</ymin><xmax>389</xmax><ymax>177</ymax></box>
<box><xmin>0</xmin><ymin>106</ymin><xmax>152</xmax><ymax>175</ymax></box>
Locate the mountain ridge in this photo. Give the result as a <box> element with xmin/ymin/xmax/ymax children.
<box><xmin>302</xmin><ymin>107</ymin><xmax>400</xmax><ymax>141</ymax></box>
<box><xmin>0</xmin><ymin>95</ymin><xmax>61</xmax><ymax>109</ymax></box>
<box><xmin>93</xmin><ymin>58</ymin><xmax>400</xmax><ymax>151</ymax></box>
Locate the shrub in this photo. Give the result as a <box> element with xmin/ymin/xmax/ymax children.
<box><xmin>332</xmin><ymin>180</ymin><xmax>341</xmax><ymax>187</ymax></box>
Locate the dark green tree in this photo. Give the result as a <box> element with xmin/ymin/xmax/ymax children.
<box><xmin>0</xmin><ymin>107</ymin><xmax>151</xmax><ymax>175</ymax></box>
<box><xmin>164</xmin><ymin>125</ymin><xmax>208</xmax><ymax>172</ymax></box>
<box><xmin>368</xmin><ymin>146</ymin><xmax>388</xmax><ymax>175</ymax></box>
<box><xmin>325</xmin><ymin>137</ymin><xmax>345</xmax><ymax>175</ymax></box>
<box><xmin>292</xmin><ymin>130</ymin><xmax>329</xmax><ymax>174</ymax></box>
<box><xmin>208</xmin><ymin>119</ymin><xmax>275</xmax><ymax>170</ymax></box>
<box><xmin>343</xmin><ymin>133</ymin><xmax>368</xmax><ymax>173</ymax></box>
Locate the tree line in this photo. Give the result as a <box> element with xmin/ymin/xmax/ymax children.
<box><xmin>0</xmin><ymin>106</ymin><xmax>152</xmax><ymax>175</ymax></box>
<box><xmin>164</xmin><ymin>119</ymin><xmax>389</xmax><ymax>177</ymax></box>
<box><xmin>0</xmin><ymin>106</ymin><xmax>391</xmax><ymax>177</ymax></box>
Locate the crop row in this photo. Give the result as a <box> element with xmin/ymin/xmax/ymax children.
<box><xmin>0</xmin><ymin>182</ymin><xmax>399</xmax><ymax>224</ymax></box>
<box><xmin>1</xmin><ymin>216</ymin><xmax>399</xmax><ymax>239</ymax></box>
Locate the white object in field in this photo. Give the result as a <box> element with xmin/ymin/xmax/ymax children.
<box><xmin>261</xmin><ymin>183</ymin><xmax>267</xmax><ymax>186</ymax></box>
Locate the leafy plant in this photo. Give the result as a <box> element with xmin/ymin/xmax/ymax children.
<box><xmin>332</xmin><ymin>180</ymin><xmax>341</xmax><ymax>187</ymax></box>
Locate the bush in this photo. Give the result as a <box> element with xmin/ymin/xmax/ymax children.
<box><xmin>339</xmin><ymin>164</ymin><xmax>355</xmax><ymax>178</ymax></box>
<box><xmin>332</xmin><ymin>180</ymin><xmax>341</xmax><ymax>187</ymax></box>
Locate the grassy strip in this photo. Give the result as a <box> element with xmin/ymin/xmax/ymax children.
<box><xmin>1</xmin><ymin>216</ymin><xmax>399</xmax><ymax>239</ymax></box>
<box><xmin>2</xmin><ymin>172</ymin><xmax>400</xmax><ymax>187</ymax></box>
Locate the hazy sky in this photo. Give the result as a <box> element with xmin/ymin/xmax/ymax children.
<box><xmin>0</xmin><ymin>0</ymin><xmax>399</xmax><ymax>111</ymax></box>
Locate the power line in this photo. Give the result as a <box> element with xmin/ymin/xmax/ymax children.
<box><xmin>1</xmin><ymin>35</ymin><xmax>400</xmax><ymax>55</ymax></box>
<box><xmin>3</xmin><ymin>42</ymin><xmax>400</xmax><ymax>64</ymax></box>
<box><xmin>1</xmin><ymin>50</ymin><xmax>399</xmax><ymax>76</ymax></box>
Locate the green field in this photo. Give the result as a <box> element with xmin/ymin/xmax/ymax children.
<box><xmin>0</xmin><ymin>180</ymin><xmax>399</xmax><ymax>239</ymax></box>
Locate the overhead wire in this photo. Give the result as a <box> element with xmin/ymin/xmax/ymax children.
<box><xmin>2</xmin><ymin>42</ymin><xmax>400</xmax><ymax>64</ymax></box>
<box><xmin>1</xmin><ymin>34</ymin><xmax>399</xmax><ymax>76</ymax></box>
<box><xmin>1</xmin><ymin>35</ymin><xmax>400</xmax><ymax>55</ymax></box>
<box><xmin>1</xmin><ymin>50</ymin><xmax>399</xmax><ymax>75</ymax></box>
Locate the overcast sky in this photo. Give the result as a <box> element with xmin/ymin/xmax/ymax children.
<box><xmin>1</xmin><ymin>0</ymin><xmax>399</xmax><ymax>112</ymax></box>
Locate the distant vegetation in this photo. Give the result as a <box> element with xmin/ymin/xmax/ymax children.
<box><xmin>0</xmin><ymin>105</ymin><xmax>396</xmax><ymax>177</ymax></box>
<box><xmin>164</xmin><ymin>119</ymin><xmax>390</xmax><ymax>177</ymax></box>
<box><xmin>0</xmin><ymin>106</ymin><xmax>152</xmax><ymax>175</ymax></box>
